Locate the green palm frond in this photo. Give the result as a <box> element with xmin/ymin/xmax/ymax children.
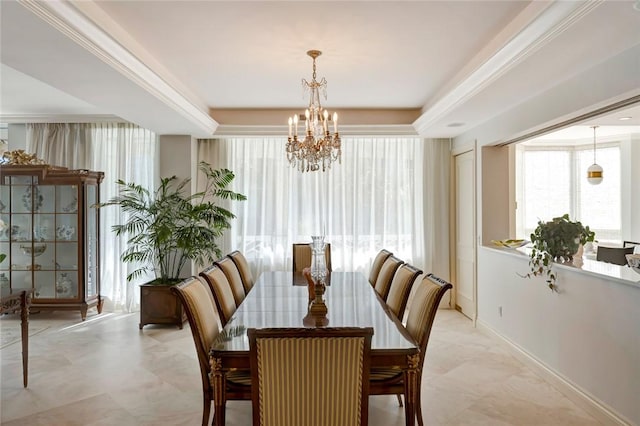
<box><xmin>98</xmin><ymin>161</ymin><xmax>246</xmax><ymax>282</ymax></box>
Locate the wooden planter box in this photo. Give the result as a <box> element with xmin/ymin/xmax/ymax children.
<box><xmin>139</xmin><ymin>283</ymin><xmax>186</xmax><ymax>329</ymax></box>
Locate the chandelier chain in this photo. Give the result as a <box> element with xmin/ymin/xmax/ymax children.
<box><xmin>312</xmin><ymin>56</ymin><xmax>317</xmax><ymax>81</ymax></box>
<box><xmin>592</xmin><ymin>125</ymin><xmax>597</xmax><ymax>163</ymax></box>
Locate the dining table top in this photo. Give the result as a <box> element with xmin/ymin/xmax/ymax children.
<box><xmin>211</xmin><ymin>270</ymin><xmax>417</xmax><ymax>354</ymax></box>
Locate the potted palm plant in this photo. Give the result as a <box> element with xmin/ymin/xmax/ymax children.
<box><xmin>522</xmin><ymin>214</ymin><xmax>595</xmax><ymax>291</ymax></box>
<box><xmin>98</xmin><ymin>161</ymin><xmax>246</xmax><ymax>328</ymax></box>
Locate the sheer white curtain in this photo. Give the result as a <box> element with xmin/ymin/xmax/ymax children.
<box><xmin>423</xmin><ymin>139</ymin><xmax>451</xmax><ymax>280</ymax></box>
<box><xmin>198</xmin><ymin>136</ymin><xmax>450</xmax><ymax>279</ymax></box>
<box><xmin>26</xmin><ymin>123</ymin><xmax>92</xmax><ymax>167</ymax></box>
<box><xmin>27</xmin><ymin>123</ymin><xmax>157</xmax><ymax>312</ymax></box>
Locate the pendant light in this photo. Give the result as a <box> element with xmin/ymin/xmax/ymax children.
<box><xmin>586</xmin><ymin>125</ymin><xmax>603</xmax><ymax>185</ymax></box>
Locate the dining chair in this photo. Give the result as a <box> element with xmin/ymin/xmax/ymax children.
<box><xmin>228</xmin><ymin>250</ymin><xmax>256</xmax><ymax>294</ymax></box>
<box><xmin>215</xmin><ymin>257</ymin><xmax>246</xmax><ymax>306</ymax></box>
<box><xmin>368</xmin><ymin>249</ymin><xmax>393</xmax><ymax>286</ymax></box>
<box><xmin>596</xmin><ymin>245</ymin><xmax>636</xmax><ymax>266</ymax></box>
<box><xmin>199</xmin><ymin>265</ymin><xmax>237</xmax><ymax>326</ymax></box>
<box><xmin>171</xmin><ymin>277</ymin><xmax>251</xmax><ymax>426</ymax></box>
<box><xmin>369</xmin><ymin>273</ymin><xmax>452</xmax><ymax>426</ymax></box>
<box><xmin>292</xmin><ymin>243</ymin><xmax>332</xmax><ymax>273</ymax></box>
<box><xmin>373</xmin><ymin>255</ymin><xmax>404</xmax><ymax>301</ymax></box>
<box><xmin>248</xmin><ymin>327</ymin><xmax>373</xmax><ymax>426</ymax></box>
<box><xmin>385</xmin><ymin>263</ymin><xmax>423</xmax><ymax>321</ymax></box>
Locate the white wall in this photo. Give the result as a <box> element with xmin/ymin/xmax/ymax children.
<box><xmin>158</xmin><ymin>134</ymin><xmax>197</xmax><ymax>183</ymax></box>
<box><xmin>453</xmin><ymin>44</ymin><xmax>640</xmax><ymax>424</ymax></box>
<box><xmin>622</xmin><ymin>136</ymin><xmax>640</xmax><ymax>242</ymax></box>
<box><xmin>453</xmin><ymin>44</ymin><xmax>640</xmax><ymax>151</ymax></box>
<box><xmin>478</xmin><ymin>248</ymin><xmax>639</xmax><ymax>424</ymax></box>
<box><xmin>158</xmin><ymin>134</ymin><xmax>199</xmax><ymax>276</ymax></box>
<box><xmin>7</xmin><ymin>123</ymin><xmax>26</xmax><ymax>150</ymax></box>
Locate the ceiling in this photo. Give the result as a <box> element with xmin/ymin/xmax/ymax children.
<box><xmin>1</xmin><ymin>1</ymin><xmax>639</xmax><ymax>138</ymax></box>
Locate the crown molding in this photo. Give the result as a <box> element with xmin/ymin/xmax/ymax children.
<box><xmin>213</xmin><ymin>124</ymin><xmax>418</xmax><ymax>138</ymax></box>
<box><xmin>17</xmin><ymin>0</ymin><xmax>218</xmax><ymax>135</ymax></box>
<box><xmin>413</xmin><ymin>0</ymin><xmax>603</xmax><ymax>136</ymax></box>
<box><xmin>0</xmin><ymin>114</ymin><xmax>124</xmax><ymax>123</ymax></box>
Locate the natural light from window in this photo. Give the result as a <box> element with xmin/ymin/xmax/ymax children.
<box><xmin>515</xmin><ymin>127</ymin><xmax>634</xmax><ymax>244</ymax></box>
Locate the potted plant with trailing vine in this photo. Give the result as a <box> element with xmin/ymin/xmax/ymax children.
<box><xmin>97</xmin><ymin>161</ymin><xmax>246</xmax><ymax>328</ymax></box>
<box><xmin>521</xmin><ymin>214</ymin><xmax>595</xmax><ymax>291</ymax></box>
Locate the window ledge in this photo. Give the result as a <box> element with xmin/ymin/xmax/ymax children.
<box><xmin>482</xmin><ymin>245</ymin><xmax>640</xmax><ymax>289</ymax></box>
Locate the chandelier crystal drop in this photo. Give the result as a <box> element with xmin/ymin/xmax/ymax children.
<box><xmin>286</xmin><ymin>50</ymin><xmax>341</xmax><ymax>172</ymax></box>
<box><xmin>586</xmin><ymin>125</ymin><xmax>603</xmax><ymax>185</ymax></box>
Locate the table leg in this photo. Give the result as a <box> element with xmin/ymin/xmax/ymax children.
<box><xmin>20</xmin><ymin>291</ymin><xmax>30</xmax><ymax>388</ymax></box>
<box><xmin>211</xmin><ymin>357</ymin><xmax>226</xmax><ymax>426</ymax></box>
<box><xmin>404</xmin><ymin>353</ymin><xmax>420</xmax><ymax>426</ymax></box>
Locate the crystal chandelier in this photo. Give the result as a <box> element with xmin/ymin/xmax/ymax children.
<box><xmin>286</xmin><ymin>50</ymin><xmax>341</xmax><ymax>172</ymax></box>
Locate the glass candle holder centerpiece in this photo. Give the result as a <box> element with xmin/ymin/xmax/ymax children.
<box><xmin>310</xmin><ymin>235</ymin><xmax>327</xmax><ymax>282</ymax></box>
<box><xmin>308</xmin><ymin>235</ymin><xmax>328</xmax><ymax>318</ymax></box>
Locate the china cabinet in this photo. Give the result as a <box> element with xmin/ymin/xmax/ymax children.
<box><xmin>0</xmin><ymin>164</ymin><xmax>104</xmax><ymax>320</ymax></box>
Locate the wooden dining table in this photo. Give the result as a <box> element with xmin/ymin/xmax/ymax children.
<box><xmin>209</xmin><ymin>271</ymin><xmax>420</xmax><ymax>426</ymax></box>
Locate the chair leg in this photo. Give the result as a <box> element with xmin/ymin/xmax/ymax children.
<box><xmin>203</xmin><ymin>395</ymin><xmax>212</xmax><ymax>426</ymax></box>
<box><xmin>416</xmin><ymin>377</ymin><xmax>424</xmax><ymax>426</ymax></box>
<box><xmin>396</xmin><ymin>393</ymin><xmax>403</xmax><ymax>407</ymax></box>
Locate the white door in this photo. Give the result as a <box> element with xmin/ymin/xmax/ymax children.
<box><xmin>454</xmin><ymin>150</ymin><xmax>476</xmax><ymax>320</ymax></box>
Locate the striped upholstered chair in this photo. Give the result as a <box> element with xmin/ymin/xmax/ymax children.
<box><xmin>215</xmin><ymin>257</ymin><xmax>246</xmax><ymax>306</ymax></box>
<box><xmin>369</xmin><ymin>273</ymin><xmax>452</xmax><ymax>426</ymax></box>
<box><xmin>228</xmin><ymin>250</ymin><xmax>256</xmax><ymax>294</ymax></box>
<box><xmin>385</xmin><ymin>263</ymin><xmax>423</xmax><ymax>321</ymax></box>
<box><xmin>373</xmin><ymin>255</ymin><xmax>404</xmax><ymax>301</ymax></box>
<box><xmin>199</xmin><ymin>265</ymin><xmax>237</xmax><ymax>326</ymax></box>
<box><xmin>292</xmin><ymin>243</ymin><xmax>332</xmax><ymax>273</ymax></box>
<box><xmin>248</xmin><ymin>327</ymin><xmax>373</xmax><ymax>426</ymax></box>
<box><xmin>171</xmin><ymin>277</ymin><xmax>251</xmax><ymax>426</ymax></box>
<box><xmin>368</xmin><ymin>249</ymin><xmax>393</xmax><ymax>285</ymax></box>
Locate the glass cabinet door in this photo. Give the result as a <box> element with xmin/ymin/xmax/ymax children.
<box><xmin>85</xmin><ymin>185</ymin><xmax>98</xmax><ymax>298</ymax></box>
<box><xmin>31</xmin><ymin>183</ymin><xmax>56</xmax><ymax>299</ymax></box>
<box><xmin>53</xmin><ymin>185</ymin><xmax>78</xmax><ymax>299</ymax></box>
<box><xmin>1</xmin><ymin>183</ymin><xmax>11</xmax><ymax>290</ymax></box>
<box><xmin>9</xmin><ymin>175</ymin><xmax>37</xmax><ymax>292</ymax></box>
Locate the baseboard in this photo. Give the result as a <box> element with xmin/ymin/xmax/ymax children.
<box><xmin>476</xmin><ymin>320</ymin><xmax>631</xmax><ymax>426</ymax></box>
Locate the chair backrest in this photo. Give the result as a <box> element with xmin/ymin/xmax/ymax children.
<box><xmin>373</xmin><ymin>256</ymin><xmax>404</xmax><ymax>300</ymax></box>
<box><xmin>596</xmin><ymin>245</ymin><xmax>636</xmax><ymax>266</ymax></box>
<box><xmin>171</xmin><ymin>277</ymin><xmax>221</xmax><ymax>388</ymax></box>
<box><xmin>405</xmin><ymin>273</ymin><xmax>452</xmax><ymax>369</ymax></box>
<box><xmin>292</xmin><ymin>243</ymin><xmax>332</xmax><ymax>273</ymax></box>
<box><xmin>368</xmin><ymin>249</ymin><xmax>393</xmax><ymax>286</ymax></box>
<box><xmin>385</xmin><ymin>264</ymin><xmax>423</xmax><ymax>321</ymax></box>
<box><xmin>248</xmin><ymin>327</ymin><xmax>373</xmax><ymax>426</ymax></box>
<box><xmin>215</xmin><ymin>257</ymin><xmax>246</xmax><ymax>306</ymax></box>
<box><xmin>199</xmin><ymin>265</ymin><xmax>237</xmax><ymax>326</ymax></box>
<box><xmin>623</xmin><ymin>241</ymin><xmax>640</xmax><ymax>254</ymax></box>
<box><xmin>228</xmin><ymin>250</ymin><xmax>255</xmax><ymax>294</ymax></box>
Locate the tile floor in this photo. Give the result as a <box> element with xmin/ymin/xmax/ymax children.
<box><xmin>0</xmin><ymin>309</ymin><xmax>599</xmax><ymax>425</ymax></box>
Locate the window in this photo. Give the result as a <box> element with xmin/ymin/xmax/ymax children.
<box><xmin>515</xmin><ymin>143</ymin><xmax>621</xmax><ymax>242</ymax></box>
<box><xmin>199</xmin><ymin>136</ymin><xmax>426</xmax><ymax>275</ymax></box>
